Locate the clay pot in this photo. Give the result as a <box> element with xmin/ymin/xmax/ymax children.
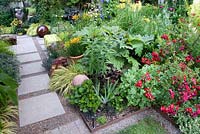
<box><xmin>72</xmin><ymin>74</ymin><xmax>89</xmax><ymax>86</ymax></box>
<box><xmin>37</xmin><ymin>25</ymin><xmax>50</xmax><ymax>38</ymax></box>
<box><xmin>69</xmin><ymin>54</ymin><xmax>83</xmax><ymax>63</ymax></box>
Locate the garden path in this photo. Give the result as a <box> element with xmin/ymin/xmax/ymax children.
<box><xmin>10</xmin><ymin>35</ymin><xmax>90</xmax><ymax>134</ymax></box>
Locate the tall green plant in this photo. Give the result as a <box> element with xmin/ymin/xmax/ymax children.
<box><xmin>0</xmin><ymin>70</ymin><xmax>18</xmax><ymax>106</ymax></box>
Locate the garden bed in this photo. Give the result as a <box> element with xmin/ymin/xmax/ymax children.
<box><xmin>79</xmin><ymin>107</ymin><xmax>150</xmax><ymax>133</ymax></box>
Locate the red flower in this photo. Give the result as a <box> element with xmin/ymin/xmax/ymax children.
<box><xmin>185</xmin><ymin>107</ymin><xmax>193</xmax><ymax>114</ymax></box>
<box><xmin>195</xmin><ymin>56</ymin><xmax>200</xmax><ymax>63</ymax></box>
<box><xmin>172</xmin><ymin>39</ymin><xmax>177</xmax><ymax>43</ymax></box>
<box><xmin>144</xmin><ymin>92</ymin><xmax>155</xmax><ymax>101</ymax></box>
<box><xmin>152</xmin><ymin>52</ymin><xmax>160</xmax><ymax>62</ymax></box>
<box><xmin>135</xmin><ymin>80</ymin><xmax>143</xmax><ymax>88</ymax></box>
<box><xmin>161</xmin><ymin>34</ymin><xmax>169</xmax><ymax>40</ymax></box>
<box><xmin>141</xmin><ymin>57</ymin><xmax>151</xmax><ymax>65</ymax></box>
<box><xmin>185</xmin><ymin>55</ymin><xmax>194</xmax><ymax>62</ymax></box>
<box><xmin>169</xmin><ymin>89</ymin><xmax>175</xmax><ymax>99</ymax></box>
<box><xmin>144</xmin><ymin>88</ymin><xmax>150</xmax><ymax>91</ymax></box>
<box><xmin>145</xmin><ymin>72</ymin><xmax>151</xmax><ymax>81</ymax></box>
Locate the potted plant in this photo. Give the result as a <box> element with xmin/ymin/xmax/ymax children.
<box><xmin>65</xmin><ymin>36</ymin><xmax>86</xmax><ymax>62</ymax></box>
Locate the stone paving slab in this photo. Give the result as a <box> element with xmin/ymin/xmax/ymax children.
<box><xmin>20</xmin><ymin>61</ymin><xmax>46</xmax><ymax>76</ymax></box>
<box><xmin>17</xmin><ymin>53</ymin><xmax>41</xmax><ymax>63</ymax></box>
<box><xmin>10</xmin><ymin>37</ymin><xmax>37</xmax><ymax>54</ymax></box>
<box><xmin>19</xmin><ymin>92</ymin><xmax>65</xmax><ymax>127</ymax></box>
<box><xmin>17</xmin><ymin>35</ymin><xmax>29</xmax><ymax>39</ymax></box>
<box><xmin>41</xmin><ymin>45</ymin><xmax>47</xmax><ymax>51</ymax></box>
<box><xmin>18</xmin><ymin>73</ymin><xmax>49</xmax><ymax>95</ymax></box>
<box><xmin>44</xmin><ymin>119</ymin><xmax>90</xmax><ymax>134</ymax></box>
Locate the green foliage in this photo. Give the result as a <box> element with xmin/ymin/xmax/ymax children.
<box><xmin>0</xmin><ymin>40</ymin><xmax>13</xmax><ymax>55</ymax></box>
<box><xmin>50</xmin><ymin>65</ymin><xmax>83</xmax><ymax>95</ymax></box>
<box><xmin>68</xmin><ymin>80</ymin><xmax>101</xmax><ymax>113</ymax></box>
<box><xmin>32</xmin><ymin>0</ymin><xmax>63</xmax><ymax>22</ymax></box>
<box><xmin>110</xmin><ymin>5</ymin><xmax>172</xmax><ymax>36</ymax></box>
<box><xmin>176</xmin><ymin>113</ymin><xmax>200</xmax><ymax>134</ymax></box>
<box><xmin>127</xmin><ymin>34</ymin><xmax>154</xmax><ymax>57</ymax></box>
<box><xmin>96</xmin><ymin>115</ymin><xmax>107</xmax><ymax>125</ymax></box>
<box><xmin>118</xmin><ymin>117</ymin><xmax>167</xmax><ymax>134</ymax></box>
<box><xmin>0</xmin><ymin>105</ymin><xmax>18</xmax><ymax>134</ymax></box>
<box><xmin>94</xmin><ymin>80</ymin><xmax>119</xmax><ymax>105</ymax></box>
<box><xmin>0</xmin><ymin>5</ymin><xmax>13</xmax><ymax>26</ymax></box>
<box><xmin>78</xmin><ymin>25</ymin><xmax>140</xmax><ymax>75</ymax></box>
<box><xmin>0</xmin><ymin>53</ymin><xmax>20</xmax><ymax>82</ymax></box>
<box><xmin>0</xmin><ymin>70</ymin><xmax>18</xmax><ymax>106</ymax></box>
<box><xmin>119</xmin><ymin>65</ymin><xmax>159</xmax><ymax>108</ymax></box>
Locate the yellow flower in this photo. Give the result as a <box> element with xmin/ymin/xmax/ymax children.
<box><xmin>144</xmin><ymin>17</ymin><xmax>150</xmax><ymax>23</ymax></box>
<box><xmin>64</xmin><ymin>41</ymin><xmax>70</xmax><ymax>47</ymax></box>
<box><xmin>82</xmin><ymin>13</ymin><xmax>90</xmax><ymax>20</ymax></box>
<box><xmin>117</xmin><ymin>3</ymin><xmax>126</xmax><ymax>9</ymax></box>
<box><xmin>72</xmin><ymin>14</ymin><xmax>79</xmax><ymax>21</ymax></box>
<box><xmin>130</xmin><ymin>1</ymin><xmax>142</xmax><ymax>11</ymax></box>
<box><xmin>69</xmin><ymin>37</ymin><xmax>81</xmax><ymax>44</ymax></box>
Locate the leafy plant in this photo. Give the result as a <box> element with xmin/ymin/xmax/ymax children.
<box><xmin>175</xmin><ymin>112</ymin><xmax>200</xmax><ymax>134</ymax></box>
<box><xmin>0</xmin><ymin>53</ymin><xmax>20</xmax><ymax>82</ymax></box>
<box><xmin>0</xmin><ymin>40</ymin><xmax>13</xmax><ymax>55</ymax></box>
<box><xmin>0</xmin><ymin>70</ymin><xmax>18</xmax><ymax>106</ymax></box>
<box><xmin>50</xmin><ymin>65</ymin><xmax>83</xmax><ymax>95</ymax></box>
<box><xmin>68</xmin><ymin>80</ymin><xmax>101</xmax><ymax>113</ymax></box>
<box><xmin>0</xmin><ymin>105</ymin><xmax>18</xmax><ymax>134</ymax></box>
<box><xmin>96</xmin><ymin>115</ymin><xmax>107</xmax><ymax>125</ymax></box>
<box><xmin>94</xmin><ymin>80</ymin><xmax>119</xmax><ymax>105</ymax></box>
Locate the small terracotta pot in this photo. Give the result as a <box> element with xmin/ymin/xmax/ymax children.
<box><xmin>69</xmin><ymin>54</ymin><xmax>83</xmax><ymax>63</ymax></box>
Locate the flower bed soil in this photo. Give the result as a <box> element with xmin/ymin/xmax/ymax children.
<box><xmin>79</xmin><ymin>107</ymin><xmax>151</xmax><ymax>133</ymax></box>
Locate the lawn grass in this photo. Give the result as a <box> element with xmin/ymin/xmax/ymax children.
<box><xmin>118</xmin><ymin>117</ymin><xmax>167</xmax><ymax>134</ymax></box>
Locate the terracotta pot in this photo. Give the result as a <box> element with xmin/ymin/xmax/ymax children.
<box><xmin>69</xmin><ymin>54</ymin><xmax>83</xmax><ymax>63</ymax></box>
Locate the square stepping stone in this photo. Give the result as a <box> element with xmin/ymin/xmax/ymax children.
<box><xmin>18</xmin><ymin>73</ymin><xmax>49</xmax><ymax>95</ymax></box>
<box><xmin>17</xmin><ymin>53</ymin><xmax>41</xmax><ymax>63</ymax></box>
<box><xmin>10</xmin><ymin>38</ymin><xmax>37</xmax><ymax>54</ymax></box>
<box><xmin>19</xmin><ymin>92</ymin><xmax>65</xmax><ymax>127</ymax></box>
<box><xmin>20</xmin><ymin>61</ymin><xmax>46</xmax><ymax>76</ymax></box>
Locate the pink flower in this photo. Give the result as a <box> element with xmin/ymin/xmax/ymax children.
<box><xmin>179</xmin><ymin>45</ymin><xmax>185</xmax><ymax>51</ymax></box>
<box><xmin>191</xmin><ymin>78</ymin><xmax>197</xmax><ymax>85</ymax></box>
<box><xmin>196</xmin><ymin>86</ymin><xmax>200</xmax><ymax>91</ymax></box>
<box><xmin>161</xmin><ymin>34</ymin><xmax>169</xmax><ymax>40</ymax></box>
<box><xmin>182</xmin><ymin>91</ymin><xmax>189</xmax><ymax>102</ymax></box>
<box><xmin>135</xmin><ymin>80</ymin><xmax>143</xmax><ymax>88</ymax></box>
<box><xmin>179</xmin><ymin>62</ymin><xmax>187</xmax><ymax>71</ymax></box>
<box><xmin>169</xmin><ymin>89</ymin><xmax>175</xmax><ymax>99</ymax></box>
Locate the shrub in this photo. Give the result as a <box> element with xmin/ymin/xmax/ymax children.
<box><xmin>68</xmin><ymin>80</ymin><xmax>101</xmax><ymax>113</ymax></box>
<box><xmin>0</xmin><ymin>53</ymin><xmax>20</xmax><ymax>82</ymax></box>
